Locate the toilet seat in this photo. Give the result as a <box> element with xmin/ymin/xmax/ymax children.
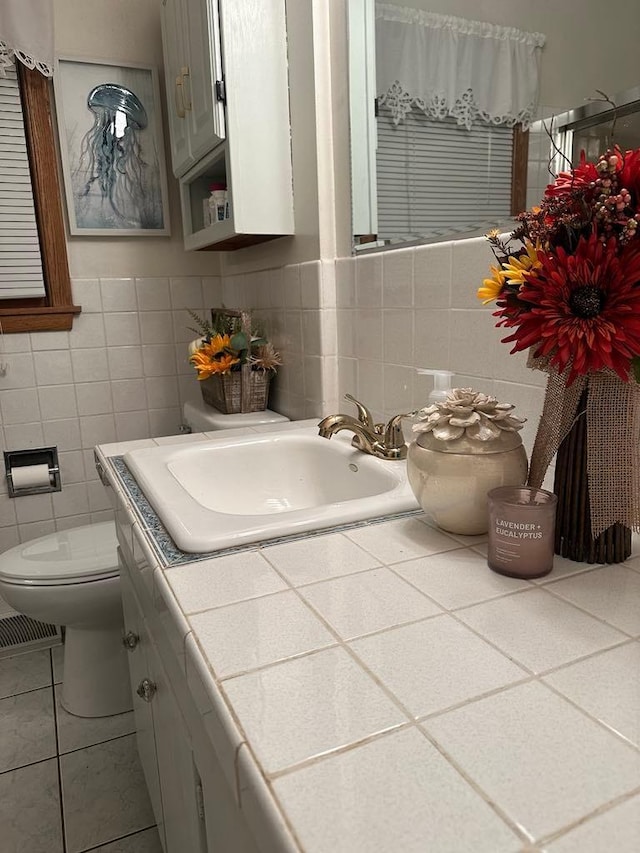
<box><xmin>0</xmin><ymin>521</ymin><xmax>119</xmax><ymax>587</ymax></box>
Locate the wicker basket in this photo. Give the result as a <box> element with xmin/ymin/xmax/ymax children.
<box><xmin>195</xmin><ymin>307</ymin><xmax>275</xmax><ymax>413</ymax></box>
<box><xmin>200</xmin><ymin>369</ymin><xmax>271</xmax><ymax>414</ymax></box>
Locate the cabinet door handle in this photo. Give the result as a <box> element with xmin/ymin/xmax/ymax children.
<box><xmin>136</xmin><ymin>678</ymin><xmax>157</xmax><ymax>703</ymax></box>
<box><xmin>175</xmin><ymin>75</ymin><xmax>186</xmax><ymax>118</ymax></box>
<box><xmin>180</xmin><ymin>65</ymin><xmax>192</xmax><ymax>111</ymax></box>
<box><xmin>122</xmin><ymin>631</ymin><xmax>139</xmax><ymax>651</ymax></box>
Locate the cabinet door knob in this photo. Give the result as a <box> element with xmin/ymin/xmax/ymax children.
<box><xmin>136</xmin><ymin>678</ymin><xmax>157</xmax><ymax>703</ymax></box>
<box><xmin>122</xmin><ymin>631</ymin><xmax>139</xmax><ymax>651</ymax></box>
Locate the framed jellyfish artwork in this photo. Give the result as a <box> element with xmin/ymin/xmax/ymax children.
<box><xmin>54</xmin><ymin>57</ymin><xmax>170</xmax><ymax>236</ymax></box>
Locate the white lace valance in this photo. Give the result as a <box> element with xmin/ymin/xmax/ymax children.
<box><xmin>376</xmin><ymin>3</ymin><xmax>545</xmax><ymax>130</ymax></box>
<box><xmin>0</xmin><ymin>0</ymin><xmax>54</xmax><ymax>78</ymax></box>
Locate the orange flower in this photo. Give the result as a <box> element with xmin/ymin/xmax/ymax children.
<box><xmin>190</xmin><ymin>342</ymin><xmax>239</xmax><ymax>379</ymax></box>
<box><xmin>208</xmin><ymin>333</ymin><xmax>232</xmax><ymax>354</ymax></box>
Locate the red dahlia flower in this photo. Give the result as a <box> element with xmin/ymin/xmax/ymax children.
<box><xmin>544</xmin><ymin>151</ymin><xmax>598</xmax><ymax>199</ymax></box>
<box><xmin>496</xmin><ymin>233</ymin><xmax>640</xmax><ymax>385</ymax></box>
<box><xmin>619</xmin><ymin>147</ymin><xmax>640</xmax><ymax>204</ymax></box>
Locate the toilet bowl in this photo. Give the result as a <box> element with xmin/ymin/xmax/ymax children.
<box><xmin>0</xmin><ymin>521</ymin><xmax>131</xmax><ymax>719</ymax></box>
<box><xmin>183</xmin><ymin>398</ymin><xmax>289</xmax><ymax>432</ymax></box>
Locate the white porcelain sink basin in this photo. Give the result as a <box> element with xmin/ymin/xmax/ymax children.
<box><xmin>124</xmin><ymin>426</ymin><xmax>417</xmax><ymax>552</ymax></box>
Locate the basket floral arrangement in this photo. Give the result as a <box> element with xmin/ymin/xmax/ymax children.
<box><xmin>187</xmin><ymin>309</ymin><xmax>281</xmax><ymax>414</ymax></box>
<box><xmin>478</xmin><ymin>142</ymin><xmax>640</xmax><ymax>563</ymax></box>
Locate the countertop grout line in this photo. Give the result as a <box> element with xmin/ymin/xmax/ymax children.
<box><xmin>414</xmin><ymin>720</ymin><xmax>534</xmax><ymax>846</ymax></box>
<box><xmin>535</xmin><ymin>676</ymin><xmax>640</xmax><ymax>755</ymax></box>
<box><xmin>383</xmin><ymin>550</ymin><xmax>535</xmax><ymax>612</ymax></box>
<box><xmin>265</xmin><ymin>721</ymin><xmax>414</xmax><ymax>781</ymax></box>
<box><xmin>534</xmin><ymin>784</ymin><xmax>640</xmax><ymax>849</ymax></box>
<box><xmin>537</xmin><ymin>581</ymin><xmax>640</xmax><ymax>638</ymax></box>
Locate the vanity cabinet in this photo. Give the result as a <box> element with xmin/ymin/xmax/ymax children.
<box><xmin>160</xmin><ymin>0</ymin><xmax>294</xmax><ymax>250</ymax></box>
<box><xmin>120</xmin><ymin>560</ymin><xmax>206</xmax><ymax>852</ymax></box>
<box><xmin>119</xmin><ymin>550</ymin><xmax>258</xmax><ymax>853</ymax></box>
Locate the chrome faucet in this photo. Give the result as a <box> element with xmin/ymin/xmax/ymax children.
<box><xmin>318</xmin><ymin>394</ymin><xmax>414</xmax><ymax>460</ymax></box>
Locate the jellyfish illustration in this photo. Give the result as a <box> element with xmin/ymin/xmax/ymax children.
<box><xmin>73</xmin><ymin>82</ymin><xmax>163</xmax><ymax>229</ymax></box>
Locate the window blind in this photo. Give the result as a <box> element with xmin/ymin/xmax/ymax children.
<box><xmin>376</xmin><ymin>103</ymin><xmax>513</xmax><ymax>242</ymax></box>
<box><xmin>0</xmin><ymin>64</ymin><xmax>46</xmax><ymax>299</ymax></box>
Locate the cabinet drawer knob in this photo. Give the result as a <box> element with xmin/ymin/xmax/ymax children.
<box><xmin>136</xmin><ymin>678</ymin><xmax>157</xmax><ymax>703</ymax></box>
<box><xmin>122</xmin><ymin>631</ymin><xmax>140</xmax><ymax>651</ymax></box>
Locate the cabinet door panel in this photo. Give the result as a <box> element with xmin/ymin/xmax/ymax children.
<box><xmin>161</xmin><ymin>0</ymin><xmax>192</xmax><ymax>176</ymax></box>
<box><xmin>120</xmin><ymin>565</ymin><xmax>166</xmax><ymax>850</ymax></box>
<box><xmin>147</xmin><ymin>632</ymin><xmax>208</xmax><ymax>853</ymax></box>
<box><xmin>184</xmin><ymin>0</ymin><xmax>226</xmax><ymax>163</ymax></box>
<box><xmin>196</xmin><ymin>749</ymin><xmax>258</xmax><ymax>853</ymax></box>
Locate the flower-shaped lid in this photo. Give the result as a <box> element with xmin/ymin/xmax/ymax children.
<box><xmin>413</xmin><ymin>388</ymin><xmax>526</xmax><ymax>453</ymax></box>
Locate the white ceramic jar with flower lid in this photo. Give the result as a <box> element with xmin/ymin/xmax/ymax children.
<box><xmin>407</xmin><ymin>388</ymin><xmax>528</xmax><ymax>535</ymax></box>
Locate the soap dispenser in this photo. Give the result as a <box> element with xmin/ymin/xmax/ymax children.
<box><xmin>416</xmin><ymin>368</ymin><xmax>454</xmax><ymax>405</ymax></box>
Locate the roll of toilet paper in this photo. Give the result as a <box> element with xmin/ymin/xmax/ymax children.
<box><xmin>11</xmin><ymin>464</ymin><xmax>52</xmax><ymax>490</ymax></box>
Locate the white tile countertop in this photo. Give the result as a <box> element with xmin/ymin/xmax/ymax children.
<box><xmin>97</xmin><ymin>428</ymin><xmax>640</xmax><ymax>853</ymax></box>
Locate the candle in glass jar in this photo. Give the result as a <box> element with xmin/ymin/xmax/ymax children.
<box><xmin>487</xmin><ymin>486</ymin><xmax>557</xmax><ymax>579</ymax></box>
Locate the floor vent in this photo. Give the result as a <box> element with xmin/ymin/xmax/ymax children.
<box><xmin>0</xmin><ymin>614</ymin><xmax>62</xmax><ymax>658</ymax></box>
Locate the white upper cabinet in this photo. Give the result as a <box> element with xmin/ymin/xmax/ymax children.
<box><xmin>161</xmin><ymin>0</ymin><xmax>225</xmax><ymax>177</ymax></box>
<box><xmin>160</xmin><ymin>0</ymin><xmax>294</xmax><ymax>250</ymax></box>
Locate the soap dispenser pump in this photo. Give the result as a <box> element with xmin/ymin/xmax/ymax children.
<box><xmin>416</xmin><ymin>369</ymin><xmax>454</xmax><ymax>405</ymax></box>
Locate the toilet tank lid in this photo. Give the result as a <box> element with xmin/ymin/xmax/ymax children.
<box><xmin>183</xmin><ymin>399</ymin><xmax>289</xmax><ymax>431</ymax></box>
<box><xmin>0</xmin><ymin>521</ymin><xmax>119</xmax><ymax>584</ymax></box>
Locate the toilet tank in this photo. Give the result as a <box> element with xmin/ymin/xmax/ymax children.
<box><xmin>183</xmin><ymin>399</ymin><xmax>289</xmax><ymax>432</ymax></box>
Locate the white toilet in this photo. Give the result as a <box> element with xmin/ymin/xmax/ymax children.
<box><xmin>0</xmin><ymin>521</ymin><xmax>130</xmax><ymax>719</ymax></box>
<box><xmin>183</xmin><ymin>398</ymin><xmax>289</xmax><ymax>432</ymax></box>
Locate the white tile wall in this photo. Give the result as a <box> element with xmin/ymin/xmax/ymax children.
<box><xmin>220</xmin><ymin>259</ymin><xmax>338</xmax><ymax>420</ymax></box>
<box><xmin>0</xmin><ymin>238</ymin><xmax>544</xmax><ymax>550</ymax></box>
<box><xmin>0</xmin><ymin>276</ymin><xmax>223</xmax><ymax>544</ymax></box>
<box><xmin>338</xmin><ymin>236</ymin><xmax>546</xmax><ymax>461</ymax></box>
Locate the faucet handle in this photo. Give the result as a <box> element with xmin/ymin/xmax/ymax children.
<box><xmin>344</xmin><ymin>394</ymin><xmax>375</xmax><ymax>429</ymax></box>
<box><xmin>383</xmin><ymin>411</ymin><xmax>415</xmax><ymax>447</ymax></box>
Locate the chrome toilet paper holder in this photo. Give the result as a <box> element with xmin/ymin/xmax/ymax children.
<box><xmin>4</xmin><ymin>447</ymin><xmax>62</xmax><ymax>497</ymax></box>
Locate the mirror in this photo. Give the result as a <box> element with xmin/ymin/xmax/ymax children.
<box><xmin>349</xmin><ymin>0</ymin><xmax>542</xmax><ymax>251</ymax></box>
<box><xmin>348</xmin><ymin>0</ymin><xmax>640</xmax><ymax>255</ymax></box>
<box><xmin>551</xmin><ymin>85</ymin><xmax>640</xmax><ymax>166</ymax></box>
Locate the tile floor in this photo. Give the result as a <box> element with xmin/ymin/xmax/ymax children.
<box><xmin>0</xmin><ymin>644</ymin><xmax>162</xmax><ymax>853</ymax></box>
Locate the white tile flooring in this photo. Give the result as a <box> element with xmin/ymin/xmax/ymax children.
<box><xmin>0</xmin><ymin>644</ymin><xmax>161</xmax><ymax>853</ymax></box>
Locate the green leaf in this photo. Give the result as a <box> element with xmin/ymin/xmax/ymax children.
<box><xmin>230</xmin><ymin>331</ymin><xmax>249</xmax><ymax>352</ymax></box>
<box><xmin>632</xmin><ymin>356</ymin><xmax>640</xmax><ymax>384</ymax></box>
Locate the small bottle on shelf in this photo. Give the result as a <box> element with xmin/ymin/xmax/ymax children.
<box><xmin>202</xmin><ymin>197</ymin><xmax>211</xmax><ymax>229</ymax></box>
<box><xmin>208</xmin><ymin>182</ymin><xmax>228</xmax><ymax>223</ymax></box>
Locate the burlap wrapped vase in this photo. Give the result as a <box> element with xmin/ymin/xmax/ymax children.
<box><xmin>527</xmin><ymin>360</ymin><xmax>640</xmax><ymax>563</ymax></box>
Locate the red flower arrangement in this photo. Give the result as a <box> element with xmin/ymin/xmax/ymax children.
<box><xmin>479</xmin><ymin>145</ymin><xmax>640</xmax><ymax>385</ymax></box>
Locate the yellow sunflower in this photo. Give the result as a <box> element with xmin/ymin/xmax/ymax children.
<box><xmin>208</xmin><ymin>333</ymin><xmax>232</xmax><ymax>354</ymax></box>
<box><xmin>501</xmin><ymin>241</ymin><xmax>542</xmax><ymax>286</ymax></box>
<box><xmin>190</xmin><ymin>341</ymin><xmax>239</xmax><ymax>379</ymax></box>
<box><xmin>477</xmin><ymin>265</ymin><xmax>506</xmax><ymax>304</ymax></box>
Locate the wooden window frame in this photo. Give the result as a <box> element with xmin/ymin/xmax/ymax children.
<box><xmin>511</xmin><ymin>125</ymin><xmax>529</xmax><ymax>216</ymax></box>
<box><xmin>0</xmin><ymin>65</ymin><xmax>80</xmax><ymax>332</ymax></box>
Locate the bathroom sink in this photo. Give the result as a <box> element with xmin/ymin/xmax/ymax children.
<box><xmin>123</xmin><ymin>426</ymin><xmax>417</xmax><ymax>552</ymax></box>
